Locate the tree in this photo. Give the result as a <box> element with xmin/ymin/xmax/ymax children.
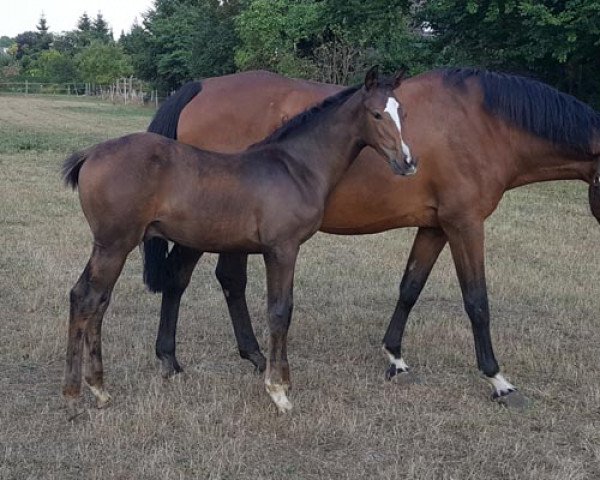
<box><xmin>418</xmin><ymin>0</ymin><xmax>600</xmax><ymax>104</ymax></box>
<box><xmin>119</xmin><ymin>23</ymin><xmax>157</xmax><ymax>82</ymax></box>
<box><xmin>36</xmin><ymin>13</ymin><xmax>49</xmax><ymax>33</ymax></box>
<box><xmin>75</xmin><ymin>41</ymin><xmax>133</xmax><ymax>84</ymax></box>
<box><xmin>35</xmin><ymin>13</ymin><xmax>52</xmax><ymax>51</ymax></box>
<box><xmin>0</xmin><ymin>36</ymin><xmax>12</xmax><ymax>48</ymax></box>
<box><xmin>235</xmin><ymin>0</ymin><xmax>420</xmax><ymax>83</ymax></box>
<box><xmin>92</xmin><ymin>12</ymin><xmax>112</xmax><ymax>43</ymax></box>
<box><xmin>30</xmin><ymin>50</ymin><xmax>79</xmax><ymax>82</ymax></box>
<box><xmin>14</xmin><ymin>31</ymin><xmax>40</xmax><ymax>60</ymax></box>
<box><xmin>235</xmin><ymin>0</ymin><xmax>323</xmax><ymax>78</ymax></box>
<box><xmin>77</xmin><ymin>13</ymin><xmax>92</xmax><ymax>32</ymax></box>
<box><xmin>121</xmin><ymin>0</ymin><xmax>241</xmax><ymax>93</ymax></box>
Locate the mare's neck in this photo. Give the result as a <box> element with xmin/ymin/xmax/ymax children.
<box><xmin>277</xmin><ymin>94</ymin><xmax>365</xmax><ymax>197</ymax></box>
<box><xmin>507</xmin><ymin>137</ymin><xmax>596</xmax><ymax>189</ymax></box>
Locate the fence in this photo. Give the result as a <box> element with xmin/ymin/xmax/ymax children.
<box><xmin>0</xmin><ymin>78</ymin><xmax>161</xmax><ymax>106</ymax></box>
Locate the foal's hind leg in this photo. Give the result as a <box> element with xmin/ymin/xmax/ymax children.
<box><xmin>155</xmin><ymin>244</ymin><xmax>202</xmax><ymax>378</ymax></box>
<box><xmin>263</xmin><ymin>245</ymin><xmax>298</xmax><ymax>413</ymax></box>
<box><xmin>83</xmin><ymin>307</ymin><xmax>111</xmax><ymax>408</ymax></box>
<box><xmin>382</xmin><ymin>227</ymin><xmax>447</xmax><ymax>381</ymax></box>
<box><xmin>216</xmin><ymin>253</ymin><xmax>266</xmax><ymax>372</ymax></box>
<box><xmin>64</xmin><ymin>245</ymin><xmax>128</xmax><ymax>413</ymax></box>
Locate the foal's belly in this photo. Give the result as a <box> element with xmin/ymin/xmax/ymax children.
<box><xmin>148</xmin><ymin>177</ymin><xmax>320</xmax><ymax>254</ymax></box>
<box><xmin>148</xmin><ymin>204</ymin><xmax>265</xmax><ymax>254</ymax></box>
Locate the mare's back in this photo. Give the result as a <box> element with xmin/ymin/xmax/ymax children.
<box><xmin>177</xmin><ymin>71</ymin><xmax>341</xmax><ymax>153</ymax></box>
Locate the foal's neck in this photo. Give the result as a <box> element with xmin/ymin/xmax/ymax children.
<box><xmin>278</xmin><ymin>93</ymin><xmax>365</xmax><ymax>197</ymax></box>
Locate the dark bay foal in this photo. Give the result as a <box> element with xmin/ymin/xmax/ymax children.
<box><xmin>62</xmin><ymin>68</ymin><xmax>416</xmax><ymax>413</ymax></box>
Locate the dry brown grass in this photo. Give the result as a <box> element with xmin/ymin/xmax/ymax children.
<box><xmin>1</xmin><ymin>94</ymin><xmax>599</xmax><ymax>479</ymax></box>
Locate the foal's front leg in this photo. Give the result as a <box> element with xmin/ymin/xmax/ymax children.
<box><xmin>263</xmin><ymin>245</ymin><xmax>298</xmax><ymax>413</ymax></box>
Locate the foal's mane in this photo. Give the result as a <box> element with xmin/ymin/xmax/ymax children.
<box><xmin>442</xmin><ymin>68</ymin><xmax>600</xmax><ymax>156</ymax></box>
<box><xmin>251</xmin><ymin>85</ymin><xmax>361</xmax><ymax>147</ymax></box>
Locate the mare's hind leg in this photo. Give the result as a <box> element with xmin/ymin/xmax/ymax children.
<box><xmin>155</xmin><ymin>244</ymin><xmax>202</xmax><ymax>378</ymax></box>
<box><xmin>63</xmin><ymin>245</ymin><xmax>128</xmax><ymax>414</ymax></box>
<box><xmin>382</xmin><ymin>227</ymin><xmax>447</xmax><ymax>381</ymax></box>
<box><xmin>263</xmin><ymin>245</ymin><xmax>298</xmax><ymax>413</ymax></box>
<box><xmin>216</xmin><ymin>253</ymin><xmax>266</xmax><ymax>372</ymax></box>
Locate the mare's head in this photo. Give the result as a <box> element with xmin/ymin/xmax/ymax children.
<box><xmin>359</xmin><ymin>66</ymin><xmax>416</xmax><ymax>176</ymax></box>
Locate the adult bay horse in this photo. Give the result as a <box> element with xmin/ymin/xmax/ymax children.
<box><xmin>62</xmin><ymin>69</ymin><xmax>414</xmax><ymax>414</ymax></box>
<box><xmin>146</xmin><ymin>67</ymin><xmax>600</xmax><ymax>409</ymax></box>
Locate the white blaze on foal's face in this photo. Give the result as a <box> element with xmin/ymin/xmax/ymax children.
<box><xmin>384</xmin><ymin>96</ymin><xmax>412</xmax><ymax>163</ymax></box>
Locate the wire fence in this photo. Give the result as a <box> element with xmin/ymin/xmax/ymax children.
<box><xmin>0</xmin><ymin>78</ymin><xmax>163</xmax><ymax>106</ymax></box>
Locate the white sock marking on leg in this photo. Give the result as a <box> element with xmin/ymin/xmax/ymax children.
<box><xmin>382</xmin><ymin>346</ymin><xmax>409</xmax><ymax>372</ymax></box>
<box><xmin>487</xmin><ymin>374</ymin><xmax>515</xmax><ymax>395</ymax></box>
<box><xmin>265</xmin><ymin>380</ymin><xmax>292</xmax><ymax>413</ymax></box>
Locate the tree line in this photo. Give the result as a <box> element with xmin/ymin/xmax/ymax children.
<box><xmin>2</xmin><ymin>1</ymin><xmax>599</xmax><ymax>107</ymax></box>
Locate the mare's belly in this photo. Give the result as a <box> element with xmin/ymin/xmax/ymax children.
<box><xmin>321</xmin><ymin>156</ymin><xmax>438</xmax><ymax>234</ymax></box>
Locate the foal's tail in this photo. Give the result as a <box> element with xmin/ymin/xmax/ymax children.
<box><xmin>143</xmin><ymin>81</ymin><xmax>203</xmax><ymax>293</ymax></box>
<box><xmin>62</xmin><ymin>150</ymin><xmax>88</xmax><ymax>190</ymax></box>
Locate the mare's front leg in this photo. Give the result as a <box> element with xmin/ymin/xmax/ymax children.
<box><xmin>215</xmin><ymin>253</ymin><xmax>266</xmax><ymax>372</ymax></box>
<box><xmin>263</xmin><ymin>245</ymin><xmax>298</xmax><ymax>413</ymax></box>
<box><xmin>382</xmin><ymin>227</ymin><xmax>447</xmax><ymax>381</ymax></box>
<box><xmin>155</xmin><ymin>244</ymin><xmax>203</xmax><ymax>378</ymax></box>
<box><xmin>442</xmin><ymin>218</ymin><xmax>529</xmax><ymax>408</ymax></box>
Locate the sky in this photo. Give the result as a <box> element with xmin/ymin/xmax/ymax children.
<box><xmin>0</xmin><ymin>0</ymin><xmax>155</xmax><ymax>39</ymax></box>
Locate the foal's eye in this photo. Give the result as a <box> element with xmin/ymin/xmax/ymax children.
<box><xmin>373</xmin><ymin>112</ymin><xmax>383</xmax><ymax>120</ymax></box>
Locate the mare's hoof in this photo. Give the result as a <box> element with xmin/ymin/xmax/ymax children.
<box><xmin>240</xmin><ymin>350</ymin><xmax>267</xmax><ymax>373</ymax></box>
<box><xmin>159</xmin><ymin>356</ymin><xmax>184</xmax><ymax>379</ymax></box>
<box><xmin>493</xmin><ymin>389</ymin><xmax>530</xmax><ymax>410</ymax></box>
<box><xmin>385</xmin><ymin>364</ymin><xmax>422</xmax><ymax>385</ymax></box>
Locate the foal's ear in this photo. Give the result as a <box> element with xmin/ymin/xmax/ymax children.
<box><xmin>364</xmin><ymin>65</ymin><xmax>379</xmax><ymax>91</ymax></box>
<box><xmin>393</xmin><ymin>68</ymin><xmax>407</xmax><ymax>89</ymax></box>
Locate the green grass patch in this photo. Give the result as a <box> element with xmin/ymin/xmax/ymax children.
<box><xmin>62</xmin><ymin>104</ymin><xmax>154</xmax><ymax>119</ymax></box>
<box><xmin>0</xmin><ymin>128</ymin><xmax>104</xmax><ymax>154</ymax></box>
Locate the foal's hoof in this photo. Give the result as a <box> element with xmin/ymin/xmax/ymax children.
<box><xmin>240</xmin><ymin>350</ymin><xmax>267</xmax><ymax>373</ymax></box>
<box><xmin>86</xmin><ymin>383</ymin><xmax>112</xmax><ymax>409</ymax></box>
<box><xmin>64</xmin><ymin>397</ymin><xmax>86</xmax><ymax>421</ymax></box>
<box><xmin>266</xmin><ymin>383</ymin><xmax>293</xmax><ymax>413</ymax></box>
<box><xmin>385</xmin><ymin>364</ymin><xmax>422</xmax><ymax>385</ymax></box>
<box><xmin>95</xmin><ymin>391</ymin><xmax>112</xmax><ymax>409</ymax></box>
<box><xmin>159</xmin><ymin>356</ymin><xmax>184</xmax><ymax>379</ymax></box>
<box><xmin>493</xmin><ymin>389</ymin><xmax>530</xmax><ymax>411</ymax></box>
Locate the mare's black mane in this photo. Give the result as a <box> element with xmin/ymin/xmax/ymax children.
<box><xmin>442</xmin><ymin>68</ymin><xmax>600</xmax><ymax>156</ymax></box>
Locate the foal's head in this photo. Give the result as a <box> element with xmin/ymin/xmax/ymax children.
<box><xmin>359</xmin><ymin>66</ymin><xmax>416</xmax><ymax>176</ymax></box>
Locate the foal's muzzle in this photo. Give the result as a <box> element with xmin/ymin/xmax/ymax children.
<box><xmin>390</xmin><ymin>153</ymin><xmax>417</xmax><ymax>176</ymax></box>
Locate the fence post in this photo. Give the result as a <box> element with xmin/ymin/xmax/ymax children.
<box><xmin>155</xmin><ymin>90</ymin><xmax>158</xmax><ymax>109</ymax></box>
<box><xmin>25</xmin><ymin>80</ymin><xmax>28</xmax><ymax>95</ymax></box>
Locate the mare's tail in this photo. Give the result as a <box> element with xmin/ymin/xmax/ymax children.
<box><xmin>62</xmin><ymin>150</ymin><xmax>88</xmax><ymax>190</ymax></box>
<box><xmin>143</xmin><ymin>81</ymin><xmax>203</xmax><ymax>293</ymax></box>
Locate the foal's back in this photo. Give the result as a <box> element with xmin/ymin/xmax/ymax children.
<box><xmin>78</xmin><ymin>133</ymin><xmax>320</xmax><ymax>253</ymax></box>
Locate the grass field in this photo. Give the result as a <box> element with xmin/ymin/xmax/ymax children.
<box><xmin>1</xmin><ymin>94</ymin><xmax>599</xmax><ymax>479</ymax></box>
